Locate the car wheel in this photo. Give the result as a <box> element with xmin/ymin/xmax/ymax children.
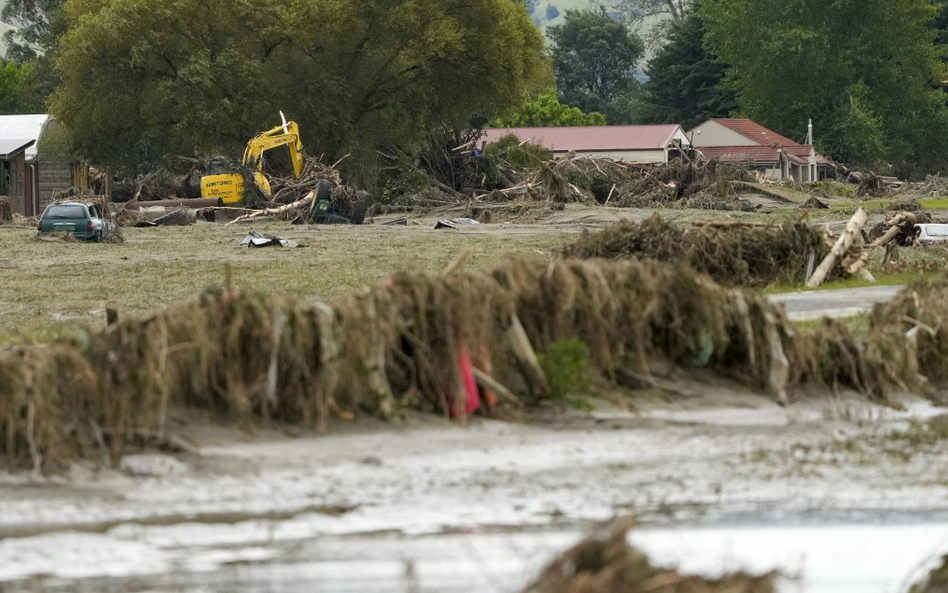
<box><xmin>92</xmin><ymin>232</ymin><xmax>102</xmax><ymax>243</ymax></box>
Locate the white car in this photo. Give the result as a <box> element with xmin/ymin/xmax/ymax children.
<box><xmin>915</xmin><ymin>223</ymin><xmax>948</xmax><ymax>244</ymax></box>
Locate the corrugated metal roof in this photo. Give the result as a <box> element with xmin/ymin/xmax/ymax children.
<box><xmin>709</xmin><ymin>118</ymin><xmax>799</xmax><ymax>147</ymax></box>
<box><xmin>0</xmin><ymin>114</ymin><xmax>49</xmax><ymax>160</ymax></box>
<box><xmin>0</xmin><ymin>138</ymin><xmax>35</xmax><ymax>159</ymax></box>
<box><xmin>482</xmin><ymin>125</ymin><xmax>687</xmax><ymax>152</ymax></box>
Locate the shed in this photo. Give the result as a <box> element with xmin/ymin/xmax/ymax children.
<box><xmin>0</xmin><ymin>114</ymin><xmax>49</xmax><ymax>216</ymax></box>
<box><xmin>481</xmin><ymin>125</ymin><xmax>691</xmax><ymax>163</ymax></box>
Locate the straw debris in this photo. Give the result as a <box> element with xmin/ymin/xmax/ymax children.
<box><xmin>562</xmin><ymin>216</ymin><xmax>829</xmax><ymax>288</ymax></box>
<box><xmin>0</xmin><ymin>259</ymin><xmax>940</xmax><ymax>470</ymax></box>
<box><xmin>520</xmin><ymin>519</ymin><xmax>779</xmax><ymax>593</ymax></box>
<box><xmin>0</xmin><ymin>196</ymin><xmax>11</xmax><ymax>223</ymax></box>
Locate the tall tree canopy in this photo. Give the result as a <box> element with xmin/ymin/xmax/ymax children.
<box><xmin>50</xmin><ymin>0</ymin><xmax>550</xmax><ymax>178</ymax></box>
<box><xmin>548</xmin><ymin>9</ymin><xmax>644</xmax><ymax>124</ymax></box>
<box><xmin>493</xmin><ymin>87</ymin><xmax>607</xmax><ymax>127</ymax></box>
<box><xmin>702</xmin><ymin>0</ymin><xmax>948</xmax><ymax>177</ymax></box>
<box><xmin>634</xmin><ymin>0</ymin><xmax>734</xmax><ymax>128</ymax></box>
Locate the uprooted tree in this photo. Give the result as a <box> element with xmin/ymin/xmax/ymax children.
<box><xmin>50</xmin><ymin>0</ymin><xmax>551</xmax><ymax>183</ymax></box>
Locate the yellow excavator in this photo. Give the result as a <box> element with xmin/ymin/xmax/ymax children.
<box><xmin>200</xmin><ymin>112</ymin><xmax>304</xmax><ymax>204</ymax></box>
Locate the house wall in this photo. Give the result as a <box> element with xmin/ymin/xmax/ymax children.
<box><xmin>690</xmin><ymin>121</ymin><xmax>757</xmax><ymax>147</ymax></box>
<box><xmin>561</xmin><ymin>149</ymin><xmax>668</xmax><ymax>163</ymax></box>
<box><xmin>37</xmin><ymin>154</ymin><xmax>74</xmax><ymax>211</ymax></box>
<box><xmin>0</xmin><ymin>153</ymin><xmax>27</xmax><ymax>214</ymax></box>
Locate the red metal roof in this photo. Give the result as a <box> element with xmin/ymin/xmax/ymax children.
<box><xmin>698</xmin><ymin>145</ymin><xmax>782</xmax><ymax>164</ymax></box>
<box><xmin>783</xmin><ymin>144</ymin><xmax>834</xmax><ymax>165</ymax></box>
<box><xmin>698</xmin><ymin>144</ymin><xmax>832</xmax><ymax>166</ymax></box>
<box><xmin>482</xmin><ymin>125</ymin><xmax>685</xmax><ymax>152</ymax></box>
<box><xmin>709</xmin><ymin>118</ymin><xmax>800</xmax><ymax>147</ymax></box>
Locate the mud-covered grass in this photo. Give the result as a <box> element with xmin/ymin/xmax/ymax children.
<box><xmin>0</xmin><ymin>221</ymin><xmax>574</xmax><ymax>342</ymax></box>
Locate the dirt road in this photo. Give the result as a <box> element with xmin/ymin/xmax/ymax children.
<box><xmin>768</xmin><ymin>285</ymin><xmax>905</xmax><ymax>320</ymax></box>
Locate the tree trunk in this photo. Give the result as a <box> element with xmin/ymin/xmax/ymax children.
<box><xmin>806</xmin><ymin>207</ymin><xmax>869</xmax><ymax>288</ymax></box>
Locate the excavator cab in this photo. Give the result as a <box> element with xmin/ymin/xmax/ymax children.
<box><xmin>201</xmin><ymin>112</ymin><xmax>304</xmax><ymax>205</ymax></box>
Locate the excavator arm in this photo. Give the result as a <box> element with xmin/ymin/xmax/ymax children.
<box><xmin>201</xmin><ymin>113</ymin><xmax>305</xmax><ymax>205</ymax></box>
<box><xmin>241</xmin><ymin>119</ymin><xmax>305</xmax><ymax>180</ymax></box>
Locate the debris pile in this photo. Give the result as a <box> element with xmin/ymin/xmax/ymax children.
<box><xmin>0</xmin><ymin>257</ymin><xmax>939</xmax><ymax>469</ymax></box>
<box><xmin>853</xmin><ymin>171</ymin><xmax>902</xmax><ymax>198</ymax></box>
<box><xmin>871</xmin><ymin>275</ymin><xmax>948</xmax><ymax>386</ymax></box>
<box><xmin>908</xmin><ymin>552</ymin><xmax>948</xmax><ymax>592</ymax></box>
<box><xmin>0</xmin><ymin>196</ymin><xmax>11</xmax><ymax>223</ymax></box>
<box><xmin>868</xmin><ymin>211</ymin><xmax>922</xmax><ymax>248</ymax></box>
<box><xmin>232</xmin><ymin>157</ymin><xmax>373</xmax><ymax>224</ymax></box>
<box><xmin>469</xmin><ymin>156</ymin><xmax>755</xmax><ymax>210</ymax></box>
<box><xmin>269</xmin><ymin>157</ymin><xmax>343</xmax><ymax>204</ymax></box>
<box><xmin>520</xmin><ymin>520</ymin><xmax>778</xmax><ymax>593</ymax></box>
<box><xmin>563</xmin><ymin>216</ymin><xmax>828</xmax><ymax>288</ymax></box>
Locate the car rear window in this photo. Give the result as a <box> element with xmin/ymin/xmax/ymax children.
<box><xmin>44</xmin><ymin>205</ymin><xmax>87</xmax><ymax>219</ymax></box>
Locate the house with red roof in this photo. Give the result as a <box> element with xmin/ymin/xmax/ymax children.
<box><xmin>689</xmin><ymin>118</ymin><xmax>834</xmax><ymax>182</ymax></box>
<box><xmin>480</xmin><ymin>124</ymin><xmax>691</xmax><ymax>164</ymax></box>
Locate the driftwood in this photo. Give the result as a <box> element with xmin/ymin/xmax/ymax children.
<box><xmin>806</xmin><ymin>207</ymin><xmax>869</xmax><ymax>287</ymax></box>
<box><xmin>225</xmin><ymin>191</ymin><xmax>314</xmax><ymax>226</ymax></box>
<box><xmin>472</xmin><ymin>367</ymin><xmax>521</xmax><ymax>407</ymax></box>
<box><xmin>507</xmin><ymin>315</ymin><xmax>549</xmax><ymax>399</ymax></box>
<box><xmin>868</xmin><ymin>212</ymin><xmax>918</xmax><ymax>248</ymax></box>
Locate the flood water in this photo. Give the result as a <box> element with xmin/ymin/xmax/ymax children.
<box><xmin>8</xmin><ymin>518</ymin><xmax>948</xmax><ymax>593</ymax></box>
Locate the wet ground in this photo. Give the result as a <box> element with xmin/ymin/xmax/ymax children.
<box><xmin>4</xmin><ymin>388</ymin><xmax>948</xmax><ymax>592</ymax></box>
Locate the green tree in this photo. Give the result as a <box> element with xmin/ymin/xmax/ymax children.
<box><xmin>702</xmin><ymin>0</ymin><xmax>948</xmax><ymax>177</ymax></box>
<box><xmin>0</xmin><ymin>61</ymin><xmax>43</xmax><ymax>112</ymax></box>
<box><xmin>548</xmin><ymin>9</ymin><xmax>644</xmax><ymax>124</ymax></box>
<box><xmin>634</xmin><ymin>0</ymin><xmax>734</xmax><ymax>128</ymax></box>
<box><xmin>493</xmin><ymin>87</ymin><xmax>607</xmax><ymax>127</ymax></box>
<box><xmin>50</xmin><ymin>0</ymin><xmax>550</xmax><ymax>179</ymax></box>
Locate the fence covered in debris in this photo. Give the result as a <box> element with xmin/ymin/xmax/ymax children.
<box><xmin>0</xmin><ymin>257</ymin><xmax>944</xmax><ymax>471</ymax></box>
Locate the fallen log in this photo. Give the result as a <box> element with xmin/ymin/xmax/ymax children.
<box><xmin>135</xmin><ymin>197</ymin><xmax>224</xmax><ymax>209</ymax></box>
<box><xmin>225</xmin><ymin>191</ymin><xmax>314</xmax><ymax>226</ymax></box>
<box><xmin>472</xmin><ymin>368</ymin><xmax>521</xmax><ymax>407</ymax></box>
<box><xmin>806</xmin><ymin>207</ymin><xmax>869</xmax><ymax>287</ymax></box>
<box><xmin>868</xmin><ymin>212</ymin><xmax>917</xmax><ymax>248</ymax></box>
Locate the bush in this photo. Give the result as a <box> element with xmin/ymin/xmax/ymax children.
<box><xmin>538</xmin><ymin>338</ymin><xmax>593</xmax><ymax>402</ymax></box>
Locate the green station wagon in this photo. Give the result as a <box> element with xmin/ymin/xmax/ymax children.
<box><xmin>37</xmin><ymin>201</ymin><xmax>115</xmax><ymax>242</ymax></box>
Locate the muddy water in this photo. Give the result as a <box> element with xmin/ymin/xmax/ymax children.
<box><xmin>9</xmin><ymin>521</ymin><xmax>948</xmax><ymax>593</ymax></box>
<box><xmin>4</xmin><ymin>396</ymin><xmax>948</xmax><ymax>592</ymax></box>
